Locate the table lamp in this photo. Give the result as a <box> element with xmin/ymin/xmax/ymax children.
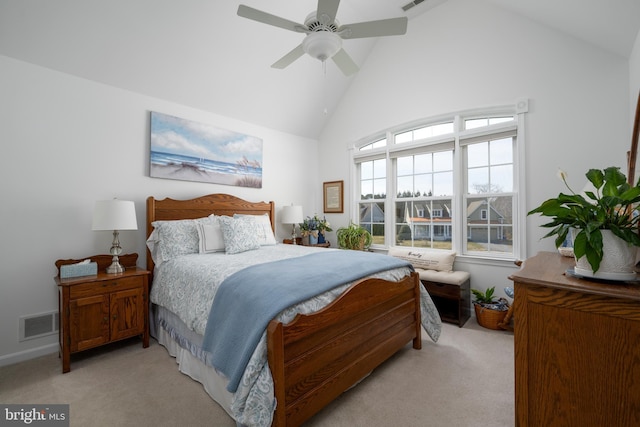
<box><xmin>281</xmin><ymin>205</ymin><xmax>303</xmax><ymax>244</ymax></box>
<box><xmin>92</xmin><ymin>199</ymin><xmax>138</xmax><ymax>273</ymax></box>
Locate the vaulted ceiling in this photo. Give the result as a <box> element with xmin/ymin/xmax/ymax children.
<box><xmin>1</xmin><ymin>0</ymin><xmax>638</xmax><ymax>139</ymax></box>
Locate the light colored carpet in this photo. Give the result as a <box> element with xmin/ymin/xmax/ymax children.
<box><xmin>0</xmin><ymin>321</ymin><xmax>514</xmax><ymax>426</ymax></box>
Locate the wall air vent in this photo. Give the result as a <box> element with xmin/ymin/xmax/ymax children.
<box><xmin>19</xmin><ymin>311</ymin><xmax>58</xmax><ymax>341</ymax></box>
<box><xmin>402</xmin><ymin>0</ymin><xmax>425</xmax><ymax>12</ymax></box>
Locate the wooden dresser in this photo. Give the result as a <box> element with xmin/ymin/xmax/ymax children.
<box><xmin>509</xmin><ymin>251</ymin><xmax>640</xmax><ymax>426</ymax></box>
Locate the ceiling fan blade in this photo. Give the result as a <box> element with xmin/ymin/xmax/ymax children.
<box><xmin>332</xmin><ymin>48</ymin><xmax>359</xmax><ymax>76</ymax></box>
<box><xmin>271</xmin><ymin>44</ymin><xmax>306</xmax><ymax>69</ymax></box>
<box><xmin>238</xmin><ymin>4</ymin><xmax>306</xmax><ymax>33</ymax></box>
<box><xmin>339</xmin><ymin>17</ymin><xmax>408</xmax><ymax>39</ymax></box>
<box><xmin>317</xmin><ymin>0</ymin><xmax>341</xmax><ymax>25</ymax></box>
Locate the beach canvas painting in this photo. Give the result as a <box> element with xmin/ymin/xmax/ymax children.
<box><xmin>150</xmin><ymin>112</ymin><xmax>263</xmax><ymax>188</ymax></box>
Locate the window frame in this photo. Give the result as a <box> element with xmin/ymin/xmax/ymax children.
<box><xmin>349</xmin><ymin>101</ymin><xmax>527</xmax><ymax>262</ymax></box>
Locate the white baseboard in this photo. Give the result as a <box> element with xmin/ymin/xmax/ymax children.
<box><xmin>0</xmin><ymin>343</ymin><xmax>58</xmax><ymax>368</ymax></box>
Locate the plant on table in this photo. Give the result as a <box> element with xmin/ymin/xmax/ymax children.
<box><xmin>528</xmin><ymin>166</ymin><xmax>640</xmax><ymax>273</ymax></box>
<box><xmin>336</xmin><ymin>222</ymin><xmax>372</xmax><ymax>250</ymax></box>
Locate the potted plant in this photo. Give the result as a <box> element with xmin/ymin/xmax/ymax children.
<box><xmin>471</xmin><ymin>287</ymin><xmax>509</xmax><ymax>330</ymax></box>
<box><xmin>299</xmin><ymin>216</ymin><xmax>319</xmax><ymax>245</ymax></box>
<box><xmin>528</xmin><ymin>167</ymin><xmax>640</xmax><ymax>279</ymax></box>
<box><xmin>336</xmin><ymin>222</ymin><xmax>372</xmax><ymax>250</ymax></box>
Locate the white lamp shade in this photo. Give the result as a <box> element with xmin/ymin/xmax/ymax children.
<box><xmin>92</xmin><ymin>200</ymin><xmax>138</xmax><ymax>231</ymax></box>
<box><xmin>281</xmin><ymin>205</ymin><xmax>303</xmax><ymax>224</ymax></box>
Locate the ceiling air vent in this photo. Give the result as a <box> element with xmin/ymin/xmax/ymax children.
<box><xmin>402</xmin><ymin>0</ymin><xmax>425</xmax><ymax>12</ymax></box>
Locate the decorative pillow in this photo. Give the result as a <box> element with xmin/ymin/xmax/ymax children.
<box><xmin>146</xmin><ymin>229</ymin><xmax>162</xmax><ymax>265</ymax></box>
<box><xmin>150</xmin><ymin>215</ymin><xmax>216</xmax><ymax>264</ymax></box>
<box><xmin>387</xmin><ymin>247</ymin><xmax>456</xmax><ymax>272</ymax></box>
<box><xmin>196</xmin><ymin>221</ymin><xmax>225</xmax><ymax>253</ymax></box>
<box><xmin>219</xmin><ymin>216</ymin><xmax>261</xmax><ymax>254</ymax></box>
<box><xmin>233</xmin><ymin>213</ymin><xmax>277</xmax><ymax>246</ymax></box>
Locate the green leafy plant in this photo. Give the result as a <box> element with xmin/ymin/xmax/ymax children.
<box><xmin>336</xmin><ymin>222</ymin><xmax>372</xmax><ymax>250</ymax></box>
<box><xmin>471</xmin><ymin>286</ymin><xmax>497</xmax><ymax>305</ymax></box>
<box><xmin>528</xmin><ymin>167</ymin><xmax>640</xmax><ymax>273</ymax></box>
<box><xmin>299</xmin><ymin>214</ymin><xmax>332</xmax><ymax>236</ymax></box>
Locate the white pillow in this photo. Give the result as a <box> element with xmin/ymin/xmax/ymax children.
<box><xmin>387</xmin><ymin>247</ymin><xmax>456</xmax><ymax>272</ymax></box>
<box><xmin>149</xmin><ymin>215</ymin><xmax>216</xmax><ymax>264</ymax></box>
<box><xmin>233</xmin><ymin>213</ymin><xmax>277</xmax><ymax>246</ymax></box>
<box><xmin>196</xmin><ymin>221</ymin><xmax>225</xmax><ymax>253</ymax></box>
<box><xmin>219</xmin><ymin>216</ymin><xmax>261</xmax><ymax>254</ymax></box>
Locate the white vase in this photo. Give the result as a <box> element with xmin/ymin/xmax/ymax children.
<box><xmin>574</xmin><ymin>229</ymin><xmax>637</xmax><ymax>280</ymax></box>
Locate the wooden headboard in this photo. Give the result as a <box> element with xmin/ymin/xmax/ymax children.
<box><xmin>146</xmin><ymin>193</ymin><xmax>275</xmax><ymax>274</ymax></box>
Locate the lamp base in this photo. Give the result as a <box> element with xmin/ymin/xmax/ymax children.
<box><xmin>106</xmin><ymin>259</ymin><xmax>125</xmax><ymax>274</ymax></box>
<box><xmin>106</xmin><ymin>230</ymin><xmax>124</xmax><ymax>274</ymax></box>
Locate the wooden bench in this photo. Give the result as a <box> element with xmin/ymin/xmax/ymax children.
<box><xmin>388</xmin><ymin>248</ymin><xmax>471</xmax><ymax>327</ymax></box>
<box><xmin>415</xmin><ymin>269</ymin><xmax>470</xmax><ymax>327</ymax></box>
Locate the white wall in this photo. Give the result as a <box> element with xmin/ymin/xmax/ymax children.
<box><xmin>631</xmin><ymin>30</ymin><xmax>640</xmax><ymax>128</ymax></box>
<box><xmin>0</xmin><ymin>55</ymin><xmax>319</xmax><ymax>364</ymax></box>
<box><xmin>318</xmin><ymin>0</ymin><xmax>631</xmax><ymax>294</ymax></box>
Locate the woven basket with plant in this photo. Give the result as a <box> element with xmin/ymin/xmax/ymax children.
<box><xmin>471</xmin><ymin>287</ymin><xmax>509</xmax><ymax>330</ymax></box>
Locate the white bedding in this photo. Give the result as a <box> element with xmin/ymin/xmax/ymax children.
<box><xmin>150</xmin><ymin>244</ymin><xmax>442</xmax><ymax>426</ymax></box>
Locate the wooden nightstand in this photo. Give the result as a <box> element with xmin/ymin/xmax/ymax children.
<box><xmin>55</xmin><ymin>254</ymin><xmax>150</xmax><ymax>373</ymax></box>
<box><xmin>283</xmin><ymin>238</ymin><xmax>330</xmax><ymax>248</ymax></box>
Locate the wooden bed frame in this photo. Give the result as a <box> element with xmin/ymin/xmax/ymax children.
<box><xmin>146</xmin><ymin>193</ymin><xmax>422</xmax><ymax>426</ymax></box>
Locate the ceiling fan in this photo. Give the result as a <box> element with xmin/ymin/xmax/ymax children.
<box><xmin>237</xmin><ymin>0</ymin><xmax>408</xmax><ymax>76</ymax></box>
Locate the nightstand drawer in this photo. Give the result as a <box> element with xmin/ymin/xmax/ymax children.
<box><xmin>70</xmin><ymin>276</ymin><xmax>142</xmax><ymax>298</ymax></box>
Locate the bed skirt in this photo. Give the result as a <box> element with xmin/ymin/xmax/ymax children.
<box><xmin>151</xmin><ymin>305</ymin><xmax>235</xmax><ymax>419</ymax></box>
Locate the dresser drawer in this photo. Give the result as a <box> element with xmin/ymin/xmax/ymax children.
<box><xmin>70</xmin><ymin>276</ymin><xmax>143</xmax><ymax>298</ymax></box>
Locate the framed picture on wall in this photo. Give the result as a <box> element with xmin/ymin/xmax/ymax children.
<box><xmin>323</xmin><ymin>180</ymin><xmax>344</xmax><ymax>213</ymax></box>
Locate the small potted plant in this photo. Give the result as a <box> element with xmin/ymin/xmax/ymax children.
<box><xmin>471</xmin><ymin>287</ymin><xmax>509</xmax><ymax>330</ymax></box>
<box><xmin>336</xmin><ymin>222</ymin><xmax>372</xmax><ymax>250</ymax></box>
<box><xmin>316</xmin><ymin>215</ymin><xmax>332</xmax><ymax>244</ymax></box>
<box><xmin>299</xmin><ymin>216</ymin><xmax>318</xmax><ymax>245</ymax></box>
<box><xmin>528</xmin><ymin>167</ymin><xmax>640</xmax><ymax>279</ymax></box>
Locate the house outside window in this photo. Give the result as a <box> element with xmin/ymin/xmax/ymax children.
<box><xmin>351</xmin><ymin>102</ymin><xmax>526</xmax><ymax>261</ymax></box>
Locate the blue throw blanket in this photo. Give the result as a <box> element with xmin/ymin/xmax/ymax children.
<box><xmin>201</xmin><ymin>250</ymin><xmax>413</xmax><ymax>393</ymax></box>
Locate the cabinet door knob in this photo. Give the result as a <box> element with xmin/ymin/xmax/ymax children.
<box><xmin>112</xmin><ymin>314</ymin><xmax>117</xmax><ymax>320</ymax></box>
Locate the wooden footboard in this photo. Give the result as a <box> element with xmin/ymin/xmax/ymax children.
<box><xmin>267</xmin><ymin>271</ymin><xmax>422</xmax><ymax>426</ymax></box>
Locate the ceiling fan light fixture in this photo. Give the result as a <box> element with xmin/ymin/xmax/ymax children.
<box><xmin>302</xmin><ymin>31</ymin><xmax>342</xmax><ymax>61</ymax></box>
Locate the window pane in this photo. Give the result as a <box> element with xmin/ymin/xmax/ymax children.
<box><xmin>415</xmin><ymin>153</ymin><xmax>432</xmax><ymax>174</ymax></box>
<box><xmin>489</xmin><ymin>117</ymin><xmax>514</xmax><ymax>125</ymax></box>
<box><xmin>491</xmin><ymin>164</ymin><xmax>513</xmax><ymax>192</ymax></box>
<box><xmin>373</xmin><ymin>159</ymin><xmax>386</xmax><ymax>179</ymax></box>
<box><xmin>397</xmin><ymin>176</ymin><xmax>413</xmax><ymax>197</ymax></box>
<box><xmin>395</xmin><ymin>130</ymin><xmax>412</xmax><ymax>144</ymax></box>
<box><xmin>468</xmin><ymin>167</ymin><xmax>489</xmax><ymax>193</ymax></box>
<box><xmin>397</xmin><ymin>156</ymin><xmax>413</xmax><ymax>175</ymax></box>
<box><xmin>361</xmin><ymin>161</ymin><xmax>373</xmax><ymax>179</ymax></box>
<box><xmin>360</xmin><ymin>202</ymin><xmax>385</xmax><ymax>245</ymax></box>
<box><xmin>373</xmin><ymin>178</ymin><xmax>386</xmax><ymax>198</ymax></box>
<box><xmin>466</xmin><ymin>197</ymin><xmax>513</xmax><ymax>254</ymax></box>
<box><xmin>433</xmin><ymin>151</ymin><xmax>452</xmax><ymax>171</ymax></box>
<box><xmin>490</xmin><ymin>137</ymin><xmax>512</xmax><ymax>164</ymax></box>
<box><xmin>465</xmin><ymin>116</ymin><xmax>514</xmax><ymax>130</ymax></box>
<box><xmin>467</xmin><ymin>142</ymin><xmax>488</xmax><ymax>167</ymax></box>
<box><xmin>361</xmin><ymin>179</ymin><xmax>373</xmax><ymax>199</ymax></box>
<box><xmin>372</xmin><ymin>139</ymin><xmax>386</xmax><ymax>149</ymax></box>
<box><xmin>395</xmin><ymin>200</ymin><xmax>452</xmax><ymax>249</ymax></box>
<box><xmin>431</xmin><ymin>122</ymin><xmax>454</xmax><ymax>136</ymax></box>
<box><xmin>415</xmin><ymin>174</ymin><xmax>431</xmax><ymax>196</ymax></box>
<box><xmin>433</xmin><ymin>171</ymin><xmax>453</xmax><ymax>196</ymax></box>
<box><xmin>465</xmin><ymin>118</ymin><xmax>488</xmax><ymax>129</ymax></box>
